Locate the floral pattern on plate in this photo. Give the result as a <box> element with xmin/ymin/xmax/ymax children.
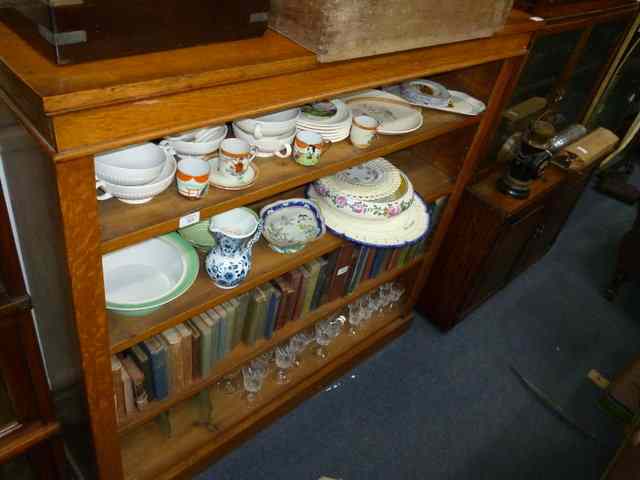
<box><xmin>260</xmin><ymin>199</ymin><xmax>326</xmax><ymax>254</ymax></box>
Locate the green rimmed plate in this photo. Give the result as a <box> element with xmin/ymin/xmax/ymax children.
<box><xmin>178</xmin><ymin>220</ymin><xmax>216</xmax><ymax>253</ymax></box>
<box><xmin>104</xmin><ymin>233</ymin><xmax>199</xmax><ymax>317</ymax></box>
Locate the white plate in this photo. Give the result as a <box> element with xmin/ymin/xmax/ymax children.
<box><xmin>385</xmin><ymin>86</ymin><xmax>485</xmax><ymax>116</ymax></box>
<box><xmin>342</xmin><ymin>89</ymin><xmax>423</xmax><ymax>135</ymax></box>
<box><xmin>308</xmin><ymin>186</ymin><xmax>430</xmax><ymax>247</ymax></box>
<box><xmin>103</xmin><ymin>236</ymin><xmax>187</xmax><ymax>306</ymax></box>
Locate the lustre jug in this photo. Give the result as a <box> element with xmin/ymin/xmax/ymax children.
<box><xmin>205</xmin><ymin>207</ymin><xmax>262</xmax><ymax>289</ymax></box>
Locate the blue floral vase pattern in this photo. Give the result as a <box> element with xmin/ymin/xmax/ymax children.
<box><xmin>205</xmin><ymin>209</ymin><xmax>262</xmax><ymax>289</ymax></box>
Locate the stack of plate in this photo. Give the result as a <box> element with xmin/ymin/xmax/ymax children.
<box><xmin>103</xmin><ymin>233</ymin><xmax>199</xmax><ymax>316</ymax></box>
<box><xmin>296</xmin><ymin>99</ymin><xmax>352</xmax><ymax>143</ymax></box>
<box><xmin>95</xmin><ymin>143</ymin><xmax>177</xmax><ymax>204</ymax></box>
<box><xmin>307</xmin><ymin>158</ymin><xmax>431</xmax><ymax>247</ymax></box>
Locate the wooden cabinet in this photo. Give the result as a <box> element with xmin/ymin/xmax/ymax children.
<box><xmin>418</xmin><ymin>167</ymin><xmax>567</xmax><ymax>330</ymax></box>
<box><xmin>0</xmin><ymin>11</ymin><xmax>542</xmax><ymax>480</ymax></box>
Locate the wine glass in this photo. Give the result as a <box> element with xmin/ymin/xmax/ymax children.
<box><xmin>275</xmin><ymin>345</ymin><xmax>296</xmax><ymax>384</ymax></box>
<box><xmin>242</xmin><ymin>364</ymin><xmax>265</xmax><ymax>405</ymax></box>
<box><xmin>218</xmin><ymin>371</ymin><xmax>239</xmax><ymax>395</ymax></box>
<box><xmin>289</xmin><ymin>332</ymin><xmax>311</xmax><ymax>367</ymax></box>
<box><xmin>347</xmin><ymin>302</ymin><xmax>363</xmax><ymax>336</ymax></box>
<box><xmin>314</xmin><ymin>320</ymin><xmax>332</xmax><ymax>360</ymax></box>
<box><xmin>390</xmin><ymin>283</ymin><xmax>406</xmax><ymax>309</ymax></box>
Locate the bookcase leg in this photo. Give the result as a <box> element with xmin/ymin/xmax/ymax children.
<box><xmin>54</xmin><ymin>157</ymin><xmax>124</xmax><ymax>480</ymax></box>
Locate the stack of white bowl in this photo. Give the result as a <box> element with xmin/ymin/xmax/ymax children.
<box><xmin>232</xmin><ymin>108</ymin><xmax>299</xmax><ymax>158</ymax></box>
<box><xmin>296</xmin><ymin>99</ymin><xmax>352</xmax><ymax>143</ymax></box>
<box><xmin>95</xmin><ymin>143</ymin><xmax>177</xmax><ymax>204</ymax></box>
<box><xmin>164</xmin><ymin>124</ymin><xmax>228</xmax><ymax>157</ymax></box>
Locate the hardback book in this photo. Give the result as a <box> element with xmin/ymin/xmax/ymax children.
<box><xmin>219</xmin><ymin>302</ymin><xmax>235</xmax><ymax>357</ymax></box>
<box><xmin>176</xmin><ymin>323</ymin><xmax>193</xmax><ymax>385</ymax></box>
<box><xmin>192</xmin><ymin>315</ymin><xmax>213</xmax><ymax>377</ymax></box>
<box><xmin>362</xmin><ymin>247</ymin><xmax>377</xmax><ymax>280</ymax></box>
<box><xmin>301</xmin><ymin>260</ymin><xmax>322</xmax><ymax>317</ymax></box>
<box><xmin>140</xmin><ymin>336</ymin><xmax>169</xmax><ymax>400</ymax></box>
<box><xmin>213</xmin><ymin>305</ymin><xmax>228</xmax><ymax>360</ymax></box>
<box><xmin>130</xmin><ymin>345</ymin><xmax>154</xmax><ymax>401</ymax></box>
<box><xmin>202</xmin><ymin>310</ymin><xmax>220</xmax><ymax>365</ymax></box>
<box><xmin>274</xmin><ymin>276</ymin><xmax>296</xmax><ymax>330</ymax></box>
<box><xmin>397</xmin><ymin>245</ymin><xmax>411</xmax><ymax>267</ymax></box>
<box><xmin>384</xmin><ymin>246</ymin><xmax>398</xmax><ymax>271</ymax></box>
<box><xmin>248</xmin><ymin>286</ymin><xmax>269</xmax><ymax>344</ymax></box>
<box><xmin>370</xmin><ymin>248</ymin><xmax>388</xmax><ymax>278</ymax></box>
<box><xmin>242</xmin><ymin>288</ymin><xmax>260</xmax><ymax>345</ymax></box>
<box><xmin>186</xmin><ymin>320</ymin><xmax>202</xmax><ymax>380</ymax></box>
<box><xmin>318</xmin><ymin>250</ymin><xmax>340</xmax><ymax>305</ymax></box>
<box><xmin>347</xmin><ymin>246</ymin><xmax>369</xmax><ymax>294</ymax></box>
<box><xmin>122</xmin><ymin>356</ymin><xmax>149</xmax><ymax>410</ymax></box>
<box><xmin>291</xmin><ymin>267</ymin><xmax>309</xmax><ymax>321</ymax></box>
<box><xmin>326</xmin><ymin>243</ymin><xmax>358</xmax><ymax>302</ymax></box>
<box><xmin>111</xmin><ymin>355</ymin><xmax>126</xmax><ymax>421</ymax></box>
<box><xmin>160</xmin><ymin>328</ymin><xmax>184</xmax><ymax>393</ymax></box>
<box><xmin>228</xmin><ymin>297</ymin><xmax>243</xmax><ymax>350</ymax></box>
<box><xmin>233</xmin><ymin>292</ymin><xmax>251</xmax><ymax>347</ymax></box>
<box><xmin>120</xmin><ymin>357</ymin><xmax>135</xmax><ymax>415</ymax></box>
<box><xmin>310</xmin><ymin>257</ymin><xmax>329</xmax><ymax>311</ymax></box>
<box><xmin>263</xmin><ymin>282</ymin><xmax>282</xmax><ymax>339</ymax></box>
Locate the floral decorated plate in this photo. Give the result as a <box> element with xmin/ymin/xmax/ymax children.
<box><xmin>307</xmin><ymin>186</ymin><xmax>431</xmax><ymax>248</ymax></box>
<box><xmin>333</xmin><ymin>158</ymin><xmax>402</xmax><ymax>199</ymax></box>
<box><xmin>260</xmin><ymin>198</ymin><xmax>326</xmax><ymax>254</ymax></box>
<box><xmin>313</xmin><ymin>171</ymin><xmax>414</xmax><ymax>221</ymax></box>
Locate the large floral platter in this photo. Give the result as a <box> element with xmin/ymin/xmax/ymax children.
<box><xmin>312</xmin><ymin>171</ymin><xmax>414</xmax><ymax>221</ymax></box>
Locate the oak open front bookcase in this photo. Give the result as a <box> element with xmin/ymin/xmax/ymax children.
<box><xmin>0</xmin><ymin>11</ymin><xmax>542</xmax><ymax>480</ymax></box>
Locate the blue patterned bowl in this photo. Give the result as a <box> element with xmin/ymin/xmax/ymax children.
<box><xmin>260</xmin><ymin>199</ymin><xmax>326</xmax><ymax>254</ymax></box>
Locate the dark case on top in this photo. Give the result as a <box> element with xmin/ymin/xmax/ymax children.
<box><xmin>0</xmin><ymin>0</ymin><xmax>270</xmax><ymax>65</ymax></box>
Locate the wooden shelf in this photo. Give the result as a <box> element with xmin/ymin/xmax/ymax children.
<box><xmin>99</xmin><ymin>109</ymin><xmax>475</xmax><ymax>253</ymax></box>
<box><xmin>121</xmin><ymin>309</ymin><xmax>412</xmax><ymax>480</ymax></box>
<box><xmin>116</xmin><ymin>255</ymin><xmax>424</xmax><ymax>433</ymax></box>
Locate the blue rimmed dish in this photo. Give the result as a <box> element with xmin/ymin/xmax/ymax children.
<box><xmin>260</xmin><ymin>198</ymin><xmax>326</xmax><ymax>254</ymax></box>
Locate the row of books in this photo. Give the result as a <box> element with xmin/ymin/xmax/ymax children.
<box><xmin>111</xmin><ymin>238</ymin><xmax>426</xmax><ymax>421</ymax></box>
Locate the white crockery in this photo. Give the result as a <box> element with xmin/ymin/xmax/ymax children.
<box><xmin>103</xmin><ymin>237</ymin><xmax>187</xmax><ymax>307</ymax></box>
<box><xmin>350</xmin><ymin>115</ymin><xmax>379</xmax><ymax>148</ymax></box>
<box><xmin>235</xmin><ymin>108</ymin><xmax>300</xmax><ymax>139</ymax></box>
<box><xmin>232</xmin><ymin>124</ymin><xmax>295</xmax><ymax>158</ymax></box>
<box><xmin>96</xmin><ymin>155</ymin><xmax>176</xmax><ymax>204</ymax></box>
<box><xmin>95</xmin><ymin>143</ymin><xmax>166</xmax><ymax>186</ymax></box>
<box><xmin>165</xmin><ymin>125</ymin><xmax>227</xmax><ymax>156</ymax></box>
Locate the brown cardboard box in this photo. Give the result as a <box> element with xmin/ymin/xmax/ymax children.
<box><xmin>556</xmin><ymin>127</ymin><xmax>619</xmax><ymax>171</ymax></box>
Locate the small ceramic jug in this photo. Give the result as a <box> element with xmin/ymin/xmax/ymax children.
<box><xmin>205</xmin><ymin>208</ymin><xmax>263</xmax><ymax>289</ymax></box>
<box><xmin>294</xmin><ymin>131</ymin><xmax>331</xmax><ymax>166</ymax></box>
<box><xmin>219</xmin><ymin>139</ymin><xmax>258</xmax><ymax>178</ymax></box>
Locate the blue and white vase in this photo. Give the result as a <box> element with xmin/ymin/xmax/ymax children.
<box><xmin>205</xmin><ymin>207</ymin><xmax>262</xmax><ymax>289</ymax></box>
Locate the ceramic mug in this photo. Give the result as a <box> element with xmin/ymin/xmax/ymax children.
<box><xmin>176</xmin><ymin>156</ymin><xmax>210</xmax><ymax>199</ymax></box>
<box><xmin>294</xmin><ymin>131</ymin><xmax>331</xmax><ymax>166</ymax></box>
<box><xmin>350</xmin><ymin>115</ymin><xmax>379</xmax><ymax>149</ymax></box>
<box><xmin>219</xmin><ymin>139</ymin><xmax>258</xmax><ymax>177</ymax></box>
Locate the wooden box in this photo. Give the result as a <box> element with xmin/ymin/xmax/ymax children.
<box><xmin>0</xmin><ymin>0</ymin><xmax>270</xmax><ymax>65</ymax></box>
<box><xmin>269</xmin><ymin>0</ymin><xmax>514</xmax><ymax>63</ymax></box>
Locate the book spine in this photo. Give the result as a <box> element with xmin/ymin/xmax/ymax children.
<box><xmin>111</xmin><ymin>356</ymin><xmax>126</xmax><ymax>421</ymax></box>
<box><xmin>130</xmin><ymin>346</ymin><xmax>154</xmax><ymax>401</ymax></box>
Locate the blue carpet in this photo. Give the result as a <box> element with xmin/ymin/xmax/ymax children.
<box><xmin>197</xmin><ymin>177</ymin><xmax>640</xmax><ymax>480</ymax></box>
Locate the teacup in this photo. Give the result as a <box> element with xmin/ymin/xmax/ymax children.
<box><xmin>350</xmin><ymin>115</ymin><xmax>379</xmax><ymax>149</ymax></box>
<box><xmin>294</xmin><ymin>131</ymin><xmax>331</xmax><ymax>166</ymax></box>
<box><xmin>176</xmin><ymin>157</ymin><xmax>210</xmax><ymax>199</ymax></box>
<box><xmin>219</xmin><ymin>139</ymin><xmax>257</xmax><ymax>177</ymax></box>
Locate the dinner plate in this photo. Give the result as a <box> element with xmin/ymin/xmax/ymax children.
<box><xmin>385</xmin><ymin>86</ymin><xmax>486</xmax><ymax>116</ymax></box>
<box><xmin>103</xmin><ymin>233</ymin><xmax>199</xmax><ymax>315</ymax></box>
<box><xmin>342</xmin><ymin>89</ymin><xmax>423</xmax><ymax>135</ymax></box>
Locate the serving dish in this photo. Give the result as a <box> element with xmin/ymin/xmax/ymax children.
<box><xmin>103</xmin><ymin>233</ymin><xmax>199</xmax><ymax>316</ymax></box>
<box><xmin>178</xmin><ymin>220</ymin><xmax>216</xmax><ymax>252</ymax></box>
<box><xmin>232</xmin><ymin>124</ymin><xmax>295</xmax><ymax>158</ymax></box>
<box><xmin>314</xmin><ymin>172</ymin><xmax>414</xmax><ymax>220</ymax></box>
<box><xmin>96</xmin><ymin>155</ymin><xmax>176</xmax><ymax>204</ymax></box>
<box><xmin>386</xmin><ymin>86</ymin><xmax>486</xmax><ymax>116</ymax></box>
<box><xmin>95</xmin><ymin>143</ymin><xmax>168</xmax><ymax>186</ymax></box>
<box><xmin>342</xmin><ymin>90</ymin><xmax>423</xmax><ymax>135</ymax></box>
<box><xmin>165</xmin><ymin>125</ymin><xmax>228</xmax><ymax>156</ymax></box>
<box><xmin>308</xmin><ymin>186</ymin><xmax>431</xmax><ymax>248</ymax></box>
<box><xmin>399</xmin><ymin>79</ymin><xmax>451</xmax><ymax>107</ymax></box>
<box><xmin>260</xmin><ymin>199</ymin><xmax>326</xmax><ymax>254</ymax></box>
<box><xmin>236</xmin><ymin>108</ymin><xmax>300</xmax><ymax>138</ymax></box>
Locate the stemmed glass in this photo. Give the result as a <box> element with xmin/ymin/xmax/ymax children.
<box><xmin>275</xmin><ymin>344</ymin><xmax>296</xmax><ymax>384</ymax></box>
<box><xmin>218</xmin><ymin>370</ymin><xmax>240</xmax><ymax>395</ymax></box>
<box><xmin>242</xmin><ymin>360</ymin><xmax>267</xmax><ymax>405</ymax></box>
<box><xmin>389</xmin><ymin>282</ymin><xmax>406</xmax><ymax>309</ymax></box>
<box><xmin>314</xmin><ymin>315</ymin><xmax>346</xmax><ymax>359</ymax></box>
<box><xmin>347</xmin><ymin>302</ymin><xmax>364</xmax><ymax>336</ymax></box>
<box><xmin>289</xmin><ymin>332</ymin><xmax>313</xmax><ymax>367</ymax></box>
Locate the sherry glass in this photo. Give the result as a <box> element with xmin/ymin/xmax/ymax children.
<box><xmin>242</xmin><ymin>364</ymin><xmax>265</xmax><ymax>405</ymax></box>
<box><xmin>218</xmin><ymin>370</ymin><xmax>240</xmax><ymax>395</ymax></box>
<box><xmin>289</xmin><ymin>332</ymin><xmax>312</xmax><ymax>367</ymax></box>
<box><xmin>347</xmin><ymin>302</ymin><xmax>363</xmax><ymax>336</ymax></box>
<box><xmin>314</xmin><ymin>320</ymin><xmax>332</xmax><ymax>360</ymax></box>
<box><xmin>275</xmin><ymin>345</ymin><xmax>296</xmax><ymax>384</ymax></box>
<box><xmin>390</xmin><ymin>283</ymin><xmax>406</xmax><ymax>309</ymax></box>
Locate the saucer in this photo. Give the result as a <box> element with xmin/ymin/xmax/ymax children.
<box><xmin>208</xmin><ymin>156</ymin><xmax>259</xmax><ymax>191</ymax></box>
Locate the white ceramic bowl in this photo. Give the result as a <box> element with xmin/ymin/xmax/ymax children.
<box><xmin>165</xmin><ymin>125</ymin><xmax>228</xmax><ymax>156</ymax></box>
<box><xmin>96</xmin><ymin>155</ymin><xmax>176</xmax><ymax>204</ymax></box>
<box><xmin>95</xmin><ymin>143</ymin><xmax>166</xmax><ymax>186</ymax></box>
<box><xmin>235</xmin><ymin>108</ymin><xmax>300</xmax><ymax>139</ymax></box>
<box><xmin>103</xmin><ymin>236</ymin><xmax>187</xmax><ymax>307</ymax></box>
<box><xmin>232</xmin><ymin>123</ymin><xmax>295</xmax><ymax>157</ymax></box>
